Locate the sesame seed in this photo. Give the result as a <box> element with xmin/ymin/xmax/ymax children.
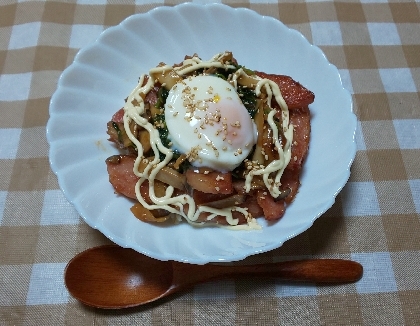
<box><xmin>230</xmin><ymin>121</ymin><xmax>241</xmax><ymax>128</ymax></box>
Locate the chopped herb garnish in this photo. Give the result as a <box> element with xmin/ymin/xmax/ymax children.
<box><xmin>237</xmin><ymin>85</ymin><xmax>257</xmax><ymax>118</ymax></box>
<box><xmin>111</xmin><ymin>121</ymin><xmax>123</xmax><ymax>143</ymax></box>
<box><xmin>155</xmin><ymin>87</ymin><xmax>169</xmax><ymax>109</ymax></box>
<box><xmin>152</xmin><ymin>86</ymin><xmax>171</xmax><ymax>161</ymax></box>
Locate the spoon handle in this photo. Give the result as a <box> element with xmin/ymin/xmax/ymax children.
<box><xmin>173</xmin><ymin>259</ymin><xmax>362</xmax><ymax>287</ymax></box>
<box><xmin>230</xmin><ymin>259</ymin><xmax>363</xmax><ymax>283</ymax></box>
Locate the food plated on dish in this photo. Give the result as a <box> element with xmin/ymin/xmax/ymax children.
<box><xmin>47</xmin><ymin>3</ymin><xmax>356</xmax><ymax>263</ymax></box>
<box><xmin>106</xmin><ymin>52</ymin><xmax>314</xmax><ymax>230</ymax></box>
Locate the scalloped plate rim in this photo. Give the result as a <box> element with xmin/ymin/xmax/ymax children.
<box><xmin>46</xmin><ymin>3</ymin><xmax>356</xmax><ymax>264</ymax></box>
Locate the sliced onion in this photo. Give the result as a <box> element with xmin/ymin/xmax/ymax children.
<box><xmin>173</xmin><ymin>154</ymin><xmax>187</xmax><ymax>170</ymax></box>
<box><xmin>150</xmin><ymin>68</ymin><xmax>182</xmax><ymax>90</ymax></box>
<box><xmin>275</xmin><ymin>187</ymin><xmax>292</xmax><ymax>201</ymax></box>
<box><xmin>237</xmin><ymin>73</ymin><xmax>259</xmax><ymax>89</ymax></box>
<box><xmin>201</xmin><ymin>194</ymin><xmax>246</xmax><ymax>209</ymax></box>
<box><xmin>252</xmin><ymin>99</ymin><xmax>265</xmax><ymax>164</ymax></box>
<box><xmin>157</xmin><ymin>166</ymin><xmax>186</xmax><ymax>190</ymax></box>
<box><xmin>138</xmin><ymin>130</ymin><xmax>151</xmax><ymax>153</ymax></box>
<box><xmin>138</xmin><ymin>158</ymin><xmax>186</xmax><ymax>190</ymax></box>
<box><xmin>233</xmin><ymin>178</ymin><xmax>265</xmax><ymax>194</ymax></box>
<box><xmin>130</xmin><ymin>203</ymin><xmax>170</xmax><ymax>223</ymax></box>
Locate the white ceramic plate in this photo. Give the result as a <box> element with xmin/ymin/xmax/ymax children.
<box><xmin>47</xmin><ymin>3</ymin><xmax>356</xmax><ymax>264</ymax></box>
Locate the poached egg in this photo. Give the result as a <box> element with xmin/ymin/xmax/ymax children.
<box><xmin>164</xmin><ymin>75</ymin><xmax>257</xmax><ymax>171</ymax></box>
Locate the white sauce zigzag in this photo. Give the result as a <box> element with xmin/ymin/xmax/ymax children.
<box><xmin>122</xmin><ymin>52</ymin><xmax>293</xmax><ymax>230</ymax></box>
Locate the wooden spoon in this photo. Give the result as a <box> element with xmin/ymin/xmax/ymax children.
<box><xmin>65</xmin><ymin>245</ymin><xmax>363</xmax><ymax>309</ymax></box>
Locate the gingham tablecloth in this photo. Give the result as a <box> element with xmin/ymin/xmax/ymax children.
<box><xmin>1</xmin><ymin>0</ymin><xmax>420</xmax><ymax>325</ymax></box>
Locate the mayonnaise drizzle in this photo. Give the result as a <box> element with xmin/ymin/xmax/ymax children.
<box><xmin>230</xmin><ymin>70</ymin><xmax>293</xmax><ymax>198</ymax></box>
<box><xmin>122</xmin><ymin>52</ymin><xmax>293</xmax><ymax>230</ymax></box>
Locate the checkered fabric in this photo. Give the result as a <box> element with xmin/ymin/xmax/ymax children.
<box><xmin>1</xmin><ymin>0</ymin><xmax>419</xmax><ymax>325</ymax></box>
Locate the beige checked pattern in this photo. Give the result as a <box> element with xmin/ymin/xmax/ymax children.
<box><xmin>1</xmin><ymin>1</ymin><xmax>420</xmax><ymax>325</ymax></box>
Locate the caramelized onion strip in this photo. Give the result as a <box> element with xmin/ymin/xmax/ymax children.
<box><xmin>138</xmin><ymin>158</ymin><xmax>186</xmax><ymax>190</ymax></box>
<box><xmin>201</xmin><ymin>194</ymin><xmax>246</xmax><ymax>209</ymax></box>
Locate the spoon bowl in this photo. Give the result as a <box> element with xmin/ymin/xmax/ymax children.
<box><xmin>65</xmin><ymin>245</ymin><xmax>174</xmax><ymax>308</ymax></box>
<box><xmin>65</xmin><ymin>245</ymin><xmax>363</xmax><ymax>309</ymax></box>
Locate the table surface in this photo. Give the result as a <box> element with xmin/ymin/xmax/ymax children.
<box><xmin>1</xmin><ymin>0</ymin><xmax>420</xmax><ymax>325</ymax></box>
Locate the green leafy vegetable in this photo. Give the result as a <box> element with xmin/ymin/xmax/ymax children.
<box><xmin>237</xmin><ymin>86</ymin><xmax>257</xmax><ymax>118</ymax></box>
